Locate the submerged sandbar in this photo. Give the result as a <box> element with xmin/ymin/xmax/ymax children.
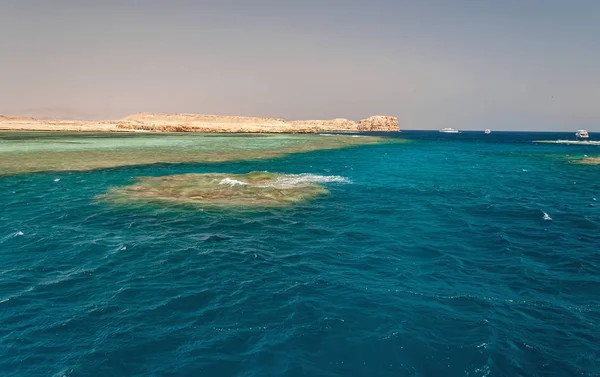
<box><xmin>574</xmin><ymin>157</ymin><xmax>600</xmax><ymax>165</ymax></box>
<box><xmin>97</xmin><ymin>172</ymin><xmax>348</xmax><ymax>209</ymax></box>
<box><xmin>0</xmin><ymin>132</ymin><xmax>397</xmax><ymax>175</ymax></box>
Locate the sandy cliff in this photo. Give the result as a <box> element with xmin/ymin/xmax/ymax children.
<box><xmin>123</xmin><ymin>112</ymin><xmax>288</xmax><ymax>124</ymax></box>
<box><xmin>117</xmin><ymin>112</ymin><xmax>313</xmax><ymax>133</ymax></box>
<box><xmin>357</xmin><ymin>116</ymin><xmax>399</xmax><ymax>131</ymax></box>
<box><xmin>0</xmin><ymin>113</ymin><xmax>400</xmax><ymax>133</ymax></box>
<box><xmin>289</xmin><ymin>118</ymin><xmax>358</xmax><ymax>132</ymax></box>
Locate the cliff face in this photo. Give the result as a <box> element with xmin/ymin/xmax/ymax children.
<box><xmin>119</xmin><ymin>114</ymin><xmax>363</xmax><ymax>133</ymax></box>
<box><xmin>289</xmin><ymin>118</ymin><xmax>357</xmax><ymax>132</ymax></box>
<box><xmin>118</xmin><ymin>113</ymin><xmax>316</xmax><ymax>133</ymax></box>
<box><xmin>123</xmin><ymin>113</ymin><xmax>287</xmax><ymax>124</ymax></box>
<box><xmin>357</xmin><ymin>116</ymin><xmax>399</xmax><ymax>132</ymax></box>
<box><xmin>115</xmin><ymin>123</ymin><xmax>316</xmax><ymax>133</ymax></box>
<box><xmin>122</xmin><ymin>114</ymin><xmax>398</xmax><ymax>133</ymax></box>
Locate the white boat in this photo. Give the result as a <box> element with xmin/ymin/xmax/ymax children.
<box><xmin>440</xmin><ymin>128</ymin><xmax>459</xmax><ymax>133</ymax></box>
<box><xmin>485</xmin><ymin>129</ymin><xmax>491</xmax><ymax>134</ymax></box>
<box><xmin>576</xmin><ymin>130</ymin><xmax>589</xmax><ymax>139</ymax></box>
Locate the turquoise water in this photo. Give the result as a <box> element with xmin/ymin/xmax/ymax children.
<box><xmin>1</xmin><ymin>132</ymin><xmax>599</xmax><ymax>376</ymax></box>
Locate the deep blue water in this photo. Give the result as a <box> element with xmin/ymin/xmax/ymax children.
<box><xmin>1</xmin><ymin>132</ymin><xmax>599</xmax><ymax>377</ymax></box>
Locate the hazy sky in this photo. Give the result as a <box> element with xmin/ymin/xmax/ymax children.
<box><xmin>1</xmin><ymin>0</ymin><xmax>599</xmax><ymax>130</ymax></box>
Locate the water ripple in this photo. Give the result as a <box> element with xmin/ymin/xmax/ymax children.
<box><xmin>1</xmin><ymin>134</ymin><xmax>599</xmax><ymax>376</ymax></box>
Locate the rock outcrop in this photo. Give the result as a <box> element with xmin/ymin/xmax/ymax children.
<box><xmin>357</xmin><ymin>116</ymin><xmax>399</xmax><ymax>132</ymax></box>
<box><xmin>123</xmin><ymin>112</ymin><xmax>288</xmax><ymax>125</ymax></box>
<box><xmin>118</xmin><ymin>113</ymin><xmax>317</xmax><ymax>133</ymax></box>
<box><xmin>289</xmin><ymin>118</ymin><xmax>358</xmax><ymax>132</ymax></box>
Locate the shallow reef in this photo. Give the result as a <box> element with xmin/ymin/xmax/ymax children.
<box><xmin>0</xmin><ymin>132</ymin><xmax>395</xmax><ymax>175</ymax></box>
<box><xmin>97</xmin><ymin>172</ymin><xmax>350</xmax><ymax>209</ymax></box>
<box><xmin>575</xmin><ymin>157</ymin><xmax>600</xmax><ymax>165</ymax></box>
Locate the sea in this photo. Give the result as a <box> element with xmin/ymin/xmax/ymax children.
<box><xmin>1</xmin><ymin>131</ymin><xmax>599</xmax><ymax>377</ymax></box>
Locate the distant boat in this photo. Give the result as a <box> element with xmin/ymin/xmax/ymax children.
<box><xmin>576</xmin><ymin>130</ymin><xmax>589</xmax><ymax>139</ymax></box>
<box><xmin>485</xmin><ymin>129</ymin><xmax>491</xmax><ymax>134</ymax></box>
<box><xmin>440</xmin><ymin>128</ymin><xmax>459</xmax><ymax>133</ymax></box>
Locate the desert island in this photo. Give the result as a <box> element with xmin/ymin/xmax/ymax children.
<box><xmin>0</xmin><ymin>113</ymin><xmax>399</xmax><ymax>133</ymax></box>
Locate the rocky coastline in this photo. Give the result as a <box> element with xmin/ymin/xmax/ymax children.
<box><xmin>0</xmin><ymin>113</ymin><xmax>399</xmax><ymax>133</ymax></box>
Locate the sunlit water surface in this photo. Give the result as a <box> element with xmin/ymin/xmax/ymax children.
<box><xmin>1</xmin><ymin>131</ymin><xmax>599</xmax><ymax>377</ymax></box>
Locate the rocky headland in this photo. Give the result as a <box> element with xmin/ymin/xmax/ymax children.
<box><xmin>0</xmin><ymin>113</ymin><xmax>399</xmax><ymax>133</ymax></box>
<box><xmin>358</xmin><ymin>116</ymin><xmax>399</xmax><ymax>131</ymax></box>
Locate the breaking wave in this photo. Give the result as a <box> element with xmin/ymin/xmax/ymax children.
<box><xmin>219</xmin><ymin>178</ymin><xmax>249</xmax><ymax>186</ymax></box>
<box><xmin>256</xmin><ymin>174</ymin><xmax>351</xmax><ymax>188</ymax></box>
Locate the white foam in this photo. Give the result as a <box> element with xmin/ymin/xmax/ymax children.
<box><xmin>542</xmin><ymin>212</ymin><xmax>552</xmax><ymax>221</ymax></box>
<box><xmin>474</xmin><ymin>365</ymin><xmax>491</xmax><ymax>377</ymax></box>
<box><xmin>534</xmin><ymin>140</ymin><xmax>600</xmax><ymax>145</ymax></box>
<box><xmin>219</xmin><ymin>178</ymin><xmax>249</xmax><ymax>186</ymax></box>
<box><xmin>257</xmin><ymin>174</ymin><xmax>351</xmax><ymax>189</ymax></box>
<box><xmin>0</xmin><ymin>231</ymin><xmax>24</xmax><ymax>244</ymax></box>
<box><xmin>54</xmin><ymin>178</ymin><xmax>60</xmax><ymax>182</ymax></box>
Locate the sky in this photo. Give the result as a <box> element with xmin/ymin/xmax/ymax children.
<box><xmin>1</xmin><ymin>0</ymin><xmax>599</xmax><ymax>130</ymax></box>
